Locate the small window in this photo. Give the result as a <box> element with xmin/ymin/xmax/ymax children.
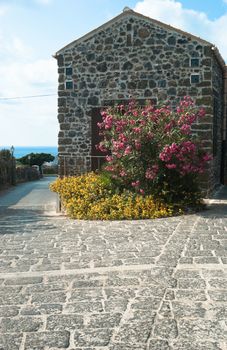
<box><xmin>191</xmin><ymin>58</ymin><xmax>199</xmax><ymax>67</ymax></box>
<box><xmin>66</xmin><ymin>67</ymin><xmax>73</xmax><ymax>76</ymax></box>
<box><xmin>65</xmin><ymin>81</ymin><xmax>73</xmax><ymax>90</ymax></box>
<box><xmin>191</xmin><ymin>74</ymin><xmax>200</xmax><ymax>84</ymax></box>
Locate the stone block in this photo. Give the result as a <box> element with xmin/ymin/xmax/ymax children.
<box><xmin>153</xmin><ymin>319</ymin><xmax>178</xmax><ymax>339</ymax></box>
<box><xmin>0</xmin><ymin>334</ymin><xmax>23</xmax><ymax>350</ymax></box>
<box><xmin>0</xmin><ymin>316</ymin><xmax>43</xmax><ymax>333</ymax></box>
<box><xmin>138</xmin><ymin>27</ymin><xmax>150</xmax><ymax>38</ymax></box>
<box><xmin>74</xmin><ymin>329</ymin><xmax>112</xmax><ymax>347</ymax></box>
<box><xmin>46</xmin><ymin>314</ymin><xmax>84</xmax><ymax>330</ymax></box>
<box><xmin>122</xmin><ymin>61</ymin><xmax>133</xmax><ymax>70</ymax></box>
<box><xmin>138</xmin><ymin>80</ymin><xmax>148</xmax><ymax>89</ymax></box>
<box><xmin>25</xmin><ymin>331</ymin><xmax>70</xmax><ymax>349</ymax></box>
<box><xmin>97</xmin><ymin>62</ymin><xmax>107</xmax><ymax>72</ymax></box>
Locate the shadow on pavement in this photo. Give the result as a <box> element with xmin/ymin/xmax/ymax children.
<box><xmin>0</xmin><ymin>207</ymin><xmax>61</xmax><ymax>235</ymax></box>
<box><xmin>198</xmin><ymin>203</ymin><xmax>227</xmax><ymax>218</ymax></box>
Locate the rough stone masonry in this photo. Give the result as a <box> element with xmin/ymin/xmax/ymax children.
<box><xmin>54</xmin><ymin>8</ymin><xmax>227</xmax><ymax>195</ymax></box>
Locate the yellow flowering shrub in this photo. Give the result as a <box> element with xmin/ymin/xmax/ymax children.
<box><xmin>50</xmin><ymin>172</ymin><xmax>174</xmax><ymax>220</ymax></box>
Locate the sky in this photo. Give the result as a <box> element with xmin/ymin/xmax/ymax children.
<box><xmin>1</xmin><ymin>0</ymin><xmax>227</xmax><ymax>146</ymax></box>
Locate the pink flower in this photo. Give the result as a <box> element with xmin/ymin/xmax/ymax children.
<box><xmin>176</xmin><ymin>107</ymin><xmax>183</xmax><ymax>113</ymax></box>
<box><xmin>181</xmin><ymin>141</ymin><xmax>196</xmax><ymax>153</ymax></box>
<box><xmin>106</xmin><ymin>155</ymin><xmax>113</xmax><ymax>162</ymax></box>
<box><xmin>116</xmin><ymin>126</ymin><xmax>123</xmax><ymax>132</ymax></box>
<box><xmin>101</xmin><ymin>111</ymin><xmax>107</xmax><ymax>118</ymax></box>
<box><xmin>145</xmin><ymin>165</ymin><xmax>159</xmax><ymax>180</ymax></box>
<box><xmin>131</xmin><ymin>180</ymin><xmax>140</xmax><ymax>187</ymax></box>
<box><xmin>105</xmin><ymin>165</ymin><xmax>115</xmax><ymax>172</ymax></box>
<box><xmin>164</xmin><ymin>123</ymin><xmax>173</xmax><ymax>133</ymax></box>
<box><xmin>178</xmin><ymin>113</ymin><xmax>197</xmax><ymax>125</ymax></box>
<box><xmin>135</xmin><ymin>140</ymin><xmax>141</xmax><ymax>150</ymax></box>
<box><xmin>98</xmin><ymin>144</ymin><xmax>107</xmax><ymax>152</ymax></box>
<box><xmin>97</xmin><ymin>122</ymin><xmax>103</xmax><ymax>129</ymax></box>
<box><xmin>166</xmin><ymin>163</ymin><xmax>177</xmax><ymax>169</ymax></box>
<box><xmin>119</xmin><ymin>133</ymin><xmax>128</xmax><ymax>142</ymax></box>
<box><xmin>203</xmin><ymin>154</ymin><xmax>212</xmax><ymax>162</ymax></box>
<box><xmin>104</xmin><ymin>115</ymin><xmax>113</xmax><ymax>129</ymax></box>
<box><xmin>139</xmin><ymin>189</ymin><xmax>145</xmax><ymax>195</ymax></box>
<box><xmin>180</xmin><ymin>96</ymin><xmax>194</xmax><ymax>108</ymax></box>
<box><xmin>120</xmin><ymin>170</ymin><xmax>127</xmax><ymax>177</ymax></box>
<box><xmin>180</xmin><ymin>124</ymin><xmax>191</xmax><ymax>134</ymax></box>
<box><xmin>124</xmin><ymin>146</ymin><xmax>132</xmax><ymax>155</ymax></box>
<box><xmin>118</xmin><ymin>104</ymin><xmax>125</xmax><ymax>112</ymax></box>
<box><xmin>113</xmin><ymin>141</ymin><xmax>125</xmax><ymax>151</ymax></box>
<box><xmin>133</xmin><ymin>127</ymin><xmax>141</xmax><ymax>134</ymax></box>
<box><xmin>198</xmin><ymin>108</ymin><xmax>206</xmax><ymax>118</ymax></box>
<box><xmin>159</xmin><ymin>143</ymin><xmax>179</xmax><ymax>162</ymax></box>
<box><xmin>147</xmin><ymin>132</ymin><xmax>153</xmax><ymax>140</ymax></box>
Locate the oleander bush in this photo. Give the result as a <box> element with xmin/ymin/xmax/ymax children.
<box><xmin>97</xmin><ymin>96</ymin><xmax>211</xmax><ymax>204</ymax></box>
<box><xmin>50</xmin><ymin>97</ymin><xmax>210</xmax><ymax>220</ymax></box>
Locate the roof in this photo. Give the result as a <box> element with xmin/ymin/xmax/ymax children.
<box><xmin>54</xmin><ymin>8</ymin><xmax>226</xmax><ymax>70</ymax></box>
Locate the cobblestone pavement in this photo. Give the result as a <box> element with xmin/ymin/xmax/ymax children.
<box><xmin>1</xmin><ymin>189</ymin><xmax>227</xmax><ymax>349</ymax></box>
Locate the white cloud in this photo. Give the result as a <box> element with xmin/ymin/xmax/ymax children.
<box><xmin>0</xmin><ymin>96</ymin><xmax>58</xmax><ymax>146</ymax></box>
<box><xmin>0</xmin><ymin>31</ymin><xmax>58</xmax><ymax>146</ymax></box>
<box><xmin>0</xmin><ymin>57</ymin><xmax>58</xmax><ymax>146</ymax></box>
<box><xmin>134</xmin><ymin>0</ymin><xmax>227</xmax><ymax>61</ymax></box>
<box><xmin>0</xmin><ymin>34</ymin><xmax>33</xmax><ymax>62</ymax></box>
<box><xmin>0</xmin><ymin>58</ymin><xmax>57</xmax><ymax>97</ymax></box>
<box><xmin>0</xmin><ymin>1</ymin><xmax>57</xmax><ymax>146</ymax></box>
<box><xmin>135</xmin><ymin>0</ymin><xmax>209</xmax><ymax>30</ymax></box>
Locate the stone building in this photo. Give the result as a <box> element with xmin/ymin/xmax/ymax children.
<box><xmin>54</xmin><ymin>7</ymin><xmax>227</xmax><ymax>195</ymax></box>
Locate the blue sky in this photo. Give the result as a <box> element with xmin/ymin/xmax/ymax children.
<box><xmin>1</xmin><ymin>0</ymin><xmax>227</xmax><ymax>146</ymax></box>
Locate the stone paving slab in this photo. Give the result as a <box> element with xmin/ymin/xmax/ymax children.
<box><xmin>0</xmin><ymin>198</ymin><xmax>227</xmax><ymax>349</ymax></box>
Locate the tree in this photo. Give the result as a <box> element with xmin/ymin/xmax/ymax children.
<box><xmin>18</xmin><ymin>153</ymin><xmax>55</xmax><ymax>176</ymax></box>
<box><xmin>0</xmin><ymin>149</ymin><xmax>11</xmax><ymax>160</ymax></box>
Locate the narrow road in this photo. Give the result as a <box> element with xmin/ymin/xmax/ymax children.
<box><xmin>0</xmin><ymin>177</ymin><xmax>58</xmax><ymax>213</ymax></box>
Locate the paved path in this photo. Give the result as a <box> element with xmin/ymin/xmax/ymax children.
<box><xmin>0</xmin><ymin>185</ymin><xmax>227</xmax><ymax>349</ymax></box>
<box><xmin>0</xmin><ymin>177</ymin><xmax>58</xmax><ymax>212</ymax></box>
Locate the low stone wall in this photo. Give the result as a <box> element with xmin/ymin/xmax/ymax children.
<box><xmin>0</xmin><ymin>150</ymin><xmax>15</xmax><ymax>190</ymax></box>
<box><xmin>0</xmin><ymin>164</ymin><xmax>40</xmax><ymax>190</ymax></box>
<box><xmin>16</xmin><ymin>166</ymin><xmax>40</xmax><ymax>183</ymax></box>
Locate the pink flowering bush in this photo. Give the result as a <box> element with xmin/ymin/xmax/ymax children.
<box><xmin>97</xmin><ymin>97</ymin><xmax>211</xmax><ymax>205</ymax></box>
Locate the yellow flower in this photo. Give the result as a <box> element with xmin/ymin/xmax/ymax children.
<box><xmin>50</xmin><ymin>173</ymin><xmax>174</xmax><ymax>220</ymax></box>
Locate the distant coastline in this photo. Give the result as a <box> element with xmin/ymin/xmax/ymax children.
<box><xmin>0</xmin><ymin>146</ymin><xmax>58</xmax><ymax>159</ymax></box>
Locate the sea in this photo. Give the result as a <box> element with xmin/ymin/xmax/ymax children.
<box><xmin>0</xmin><ymin>146</ymin><xmax>58</xmax><ymax>159</ymax></box>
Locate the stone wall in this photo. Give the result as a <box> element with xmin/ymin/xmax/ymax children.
<box><xmin>56</xmin><ymin>11</ymin><xmax>224</xmax><ymax>192</ymax></box>
<box><xmin>211</xmin><ymin>55</ymin><xmax>224</xmax><ymax>191</ymax></box>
